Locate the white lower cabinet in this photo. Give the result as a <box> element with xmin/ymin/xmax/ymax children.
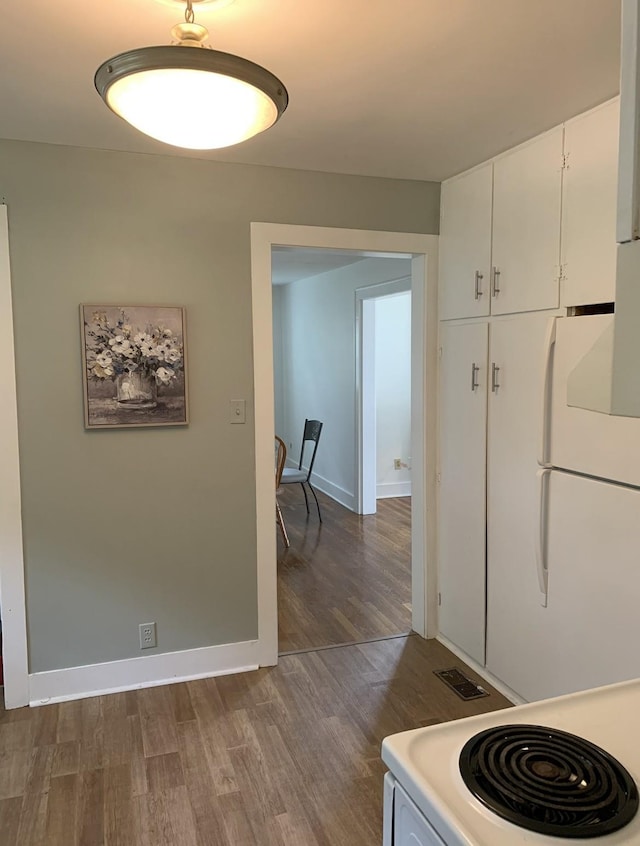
<box><xmin>438</xmin><ymin>312</ymin><xmax>556</xmax><ymax>699</ymax></box>
<box><xmin>438</xmin><ymin>321</ymin><xmax>488</xmax><ymax>665</ymax></box>
<box><xmin>484</xmin><ymin>313</ymin><xmax>555</xmax><ymax>701</ymax></box>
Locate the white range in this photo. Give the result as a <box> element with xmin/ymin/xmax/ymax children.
<box><xmin>382</xmin><ymin>679</ymin><xmax>640</xmax><ymax>845</ymax></box>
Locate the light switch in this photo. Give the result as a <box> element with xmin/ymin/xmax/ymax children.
<box><xmin>230</xmin><ymin>399</ymin><xmax>246</xmax><ymax>424</ymax></box>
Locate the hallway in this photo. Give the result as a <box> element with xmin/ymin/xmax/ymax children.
<box><xmin>277</xmin><ymin>489</ymin><xmax>412</xmax><ymax>654</ymax></box>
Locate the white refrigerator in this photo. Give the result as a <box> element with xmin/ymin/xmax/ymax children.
<box><xmin>535</xmin><ymin>313</ymin><xmax>640</xmax><ymax>700</ymax></box>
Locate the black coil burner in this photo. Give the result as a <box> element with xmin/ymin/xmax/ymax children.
<box><xmin>459</xmin><ymin>725</ymin><xmax>639</xmax><ymax>838</ymax></box>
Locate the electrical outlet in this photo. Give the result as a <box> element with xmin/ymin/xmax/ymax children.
<box><xmin>394</xmin><ymin>458</ymin><xmax>402</xmax><ymax>470</ymax></box>
<box><xmin>139</xmin><ymin>622</ymin><xmax>157</xmax><ymax>649</ymax></box>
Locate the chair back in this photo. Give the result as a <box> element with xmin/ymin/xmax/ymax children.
<box><xmin>275</xmin><ymin>435</ymin><xmax>287</xmax><ymax>489</ymax></box>
<box><xmin>298</xmin><ymin>419</ymin><xmax>323</xmax><ymax>480</ymax></box>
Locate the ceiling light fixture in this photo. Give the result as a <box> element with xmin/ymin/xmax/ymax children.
<box><xmin>95</xmin><ymin>0</ymin><xmax>288</xmax><ymax>150</ymax></box>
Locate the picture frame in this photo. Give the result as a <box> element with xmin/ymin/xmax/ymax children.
<box><xmin>80</xmin><ymin>304</ymin><xmax>188</xmax><ymax>429</ymax></box>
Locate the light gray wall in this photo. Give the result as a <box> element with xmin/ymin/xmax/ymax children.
<box><xmin>274</xmin><ymin>258</ymin><xmax>412</xmax><ymax>509</ymax></box>
<box><xmin>375</xmin><ymin>292</ymin><xmax>412</xmax><ymax>495</ymax></box>
<box><xmin>0</xmin><ymin>138</ymin><xmax>439</xmax><ymax>673</ymax></box>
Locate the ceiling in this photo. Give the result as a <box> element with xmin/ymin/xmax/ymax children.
<box><xmin>0</xmin><ymin>0</ymin><xmax>621</xmax><ymax>182</ymax></box>
<box><xmin>271</xmin><ymin>247</ymin><xmax>367</xmax><ymax>285</ymax></box>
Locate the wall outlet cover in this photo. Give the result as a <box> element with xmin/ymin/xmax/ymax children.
<box><xmin>139</xmin><ymin>622</ymin><xmax>157</xmax><ymax>649</ymax></box>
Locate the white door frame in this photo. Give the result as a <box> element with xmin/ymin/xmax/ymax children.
<box><xmin>251</xmin><ymin>223</ymin><xmax>439</xmax><ymax>665</ymax></box>
<box><xmin>0</xmin><ymin>205</ymin><xmax>30</xmax><ymax>709</ymax></box>
<box><xmin>356</xmin><ymin>276</ymin><xmax>412</xmax><ymax>515</ymax></box>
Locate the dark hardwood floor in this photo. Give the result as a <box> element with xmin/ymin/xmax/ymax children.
<box><xmin>277</xmin><ymin>488</ymin><xmax>412</xmax><ymax>653</ymax></box>
<box><xmin>0</xmin><ymin>489</ymin><xmax>513</xmax><ymax>844</ymax></box>
<box><xmin>0</xmin><ymin>636</ymin><xmax>511</xmax><ymax>846</ymax></box>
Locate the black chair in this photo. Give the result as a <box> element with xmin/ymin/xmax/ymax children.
<box><xmin>280</xmin><ymin>419</ymin><xmax>323</xmax><ymax>522</ymax></box>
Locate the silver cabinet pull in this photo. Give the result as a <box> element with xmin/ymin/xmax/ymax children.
<box><xmin>492</xmin><ymin>266</ymin><xmax>501</xmax><ymax>297</ymax></box>
<box><xmin>474</xmin><ymin>270</ymin><xmax>483</xmax><ymax>300</ymax></box>
<box><xmin>471</xmin><ymin>362</ymin><xmax>480</xmax><ymax>391</ymax></box>
<box><xmin>491</xmin><ymin>362</ymin><xmax>500</xmax><ymax>393</ymax></box>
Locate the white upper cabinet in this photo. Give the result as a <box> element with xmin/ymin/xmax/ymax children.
<box><xmin>491</xmin><ymin>127</ymin><xmax>563</xmax><ymax>315</ymax></box>
<box><xmin>561</xmin><ymin>98</ymin><xmax>619</xmax><ymax>307</ymax></box>
<box><xmin>439</xmin><ymin>164</ymin><xmax>493</xmax><ymax>320</ymax></box>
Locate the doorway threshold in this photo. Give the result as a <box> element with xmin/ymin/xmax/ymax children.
<box><xmin>278</xmin><ymin>630</ymin><xmax>414</xmax><ymax>657</ymax></box>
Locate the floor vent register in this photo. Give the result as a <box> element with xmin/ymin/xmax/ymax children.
<box><xmin>434</xmin><ymin>667</ymin><xmax>489</xmax><ymax>701</ymax></box>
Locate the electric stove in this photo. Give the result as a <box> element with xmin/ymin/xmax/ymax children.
<box><xmin>382</xmin><ymin>679</ymin><xmax>640</xmax><ymax>845</ymax></box>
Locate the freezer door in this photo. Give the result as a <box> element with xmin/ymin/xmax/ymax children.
<box><xmin>540</xmin><ymin>470</ymin><xmax>640</xmax><ymax>698</ymax></box>
<box><xmin>551</xmin><ymin>314</ymin><xmax>640</xmax><ymax>487</ymax></box>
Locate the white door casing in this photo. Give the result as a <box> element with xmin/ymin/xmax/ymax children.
<box><xmin>0</xmin><ymin>204</ymin><xmax>30</xmax><ymax>708</ymax></box>
<box><xmin>251</xmin><ymin>224</ymin><xmax>439</xmax><ymax>662</ymax></box>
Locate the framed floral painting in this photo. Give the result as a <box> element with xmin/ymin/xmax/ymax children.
<box><xmin>80</xmin><ymin>305</ymin><xmax>188</xmax><ymax>428</ymax></box>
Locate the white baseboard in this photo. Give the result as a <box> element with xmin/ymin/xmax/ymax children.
<box><xmin>436</xmin><ymin>634</ymin><xmax>526</xmax><ymax>706</ymax></box>
<box><xmin>284</xmin><ymin>461</ymin><xmax>356</xmax><ymax>511</ymax></box>
<box><xmin>314</xmin><ymin>474</ymin><xmax>355</xmax><ymax>510</ymax></box>
<box><xmin>29</xmin><ymin>639</ymin><xmax>260</xmax><ymax>707</ymax></box>
<box><xmin>376</xmin><ymin>481</ymin><xmax>412</xmax><ymax>499</ymax></box>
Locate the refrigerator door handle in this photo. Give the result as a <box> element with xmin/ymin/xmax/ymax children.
<box><xmin>535</xmin><ymin>468</ymin><xmax>551</xmax><ymax>607</ymax></box>
<box><xmin>538</xmin><ymin>317</ymin><xmax>557</xmax><ymax>468</ymax></box>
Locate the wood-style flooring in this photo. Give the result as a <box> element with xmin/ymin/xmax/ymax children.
<box><xmin>277</xmin><ymin>488</ymin><xmax>412</xmax><ymax>653</ymax></box>
<box><xmin>0</xmin><ymin>636</ymin><xmax>512</xmax><ymax>846</ymax></box>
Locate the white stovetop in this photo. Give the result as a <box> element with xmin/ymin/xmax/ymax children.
<box><xmin>382</xmin><ymin>679</ymin><xmax>640</xmax><ymax>846</ymax></box>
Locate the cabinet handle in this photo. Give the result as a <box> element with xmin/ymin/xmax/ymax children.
<box><xmin>491</xmin><ymin>362</ymin><xmax>500</xmax><ymax>393</ymax></box>
<box><xmin>470</xmin><ymin>362</ymin><xmax>480</xmax><ymax>391</ymax></box>
<box><xmin>535</xmin><ymin>468</ymin><xmax>551</xmax><ymax>607</ymax></box>
<box><xmin>474</xmin><ymin>270</ymin><xmax>483</xmax><ymax>300</ymax></box>
<box><xmin>491</xmin><ymin>266</ymin><xmax>501</xmax><ymax>297</ymax></box>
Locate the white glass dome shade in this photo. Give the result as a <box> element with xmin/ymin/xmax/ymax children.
<box><xmin>95</xmin><ymin>45</ymin><xmax>288</xmax><ymax>150</ymax></box>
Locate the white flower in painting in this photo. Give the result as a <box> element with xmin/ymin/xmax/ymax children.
<box><xmin>140</xmin><ymin>341</ymin><xmax>156</xmax><ymax>357</ymax></box>
<box><xmin>123</xmin><ymin>360</ymin><xmax>139</xmax><ymax>372</ymax></box>
<box><xmin>96</xmin><ymin>351</ymin><xmax>113</xmax><ymax>368</ymax></box>
<box><xmin>92</xmin><ymin>362</ymin><xmax>114</xmax><ymax>378</ymax></box>
<box><xmin>109</xmin><ymin>336</ymin><xmax>132</xmax><ymax>355</ymax></box>
<box><xmin>155</xmin><ymin>367</ymin><xmax>175</xmax><ymax>385</ymax></box>
<box><xmin>121</xmin><ymin>344</ymin><xmax>136</xmax><ymax>359</ymax></box>
<box><xmin>134</xmin><ymin>332</ymin><xmax>153</xmax><ymax>346</ymax></box>
<box><xmin>160</xmin><ymin>327</ymin><xmax>173</xmax><ymax>338</ymax></box>
<box><xmin>154</xmin><ymin>342</ymin><xmax>172</xmax><ymax>361</ymax></box>
<box><xmin>121</xmin><ymin>324</ymin><xmax>132</xmax><ymax>336</ymax></box>
<box><xmin>165</xmin><ymin>347</ymin><xmax>181</xmax><ymax>364</ymax></box>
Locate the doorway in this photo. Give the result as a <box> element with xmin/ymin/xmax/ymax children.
<box><xmin>250</xmin><ymin>223</ymin><xmax>439</xmax><ymax>668</ymax></box>
<box><xmin>358</xmin><ymin>278</ymin><xmax>412</xmax><ymax>514</ymax></box>
<box><xmin>272</xmin><ymin>254</ymin><xmax>413</xmax><ymax>653</ymax></box>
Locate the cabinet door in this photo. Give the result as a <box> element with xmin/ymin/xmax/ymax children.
<box><xmin>561</xmin><ymin>99</ymin><xmax>619</xmax><ymax>307</ymax></box>
<box><xmin>492</xmin><ymin>128</ymin><xmax>563</xmax><ymax>315</ymax></box>
<box><xmin>485</xmin><ymin>313</ymin><xmax>555</xmax><ymax>701</ymax></box>
<box><xmin>438</xmin><ymin>322</ymin><xmax>488</xmax><ymax>665</ymax></box>
<box><xmin>439</xmin><ymin>164</ymin><xmax>493</xmax><ymax>320</ymax></box>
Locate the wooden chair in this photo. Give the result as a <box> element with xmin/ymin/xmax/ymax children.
<box><xmin>280</xmin><ymin>419</ymin><xmax>323</xmax><ymax>522</ymax></box>
<box><xmin>275</xmin><ymin>436</ymin><xmax>290</xmax><ymax>547</ymax></box>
